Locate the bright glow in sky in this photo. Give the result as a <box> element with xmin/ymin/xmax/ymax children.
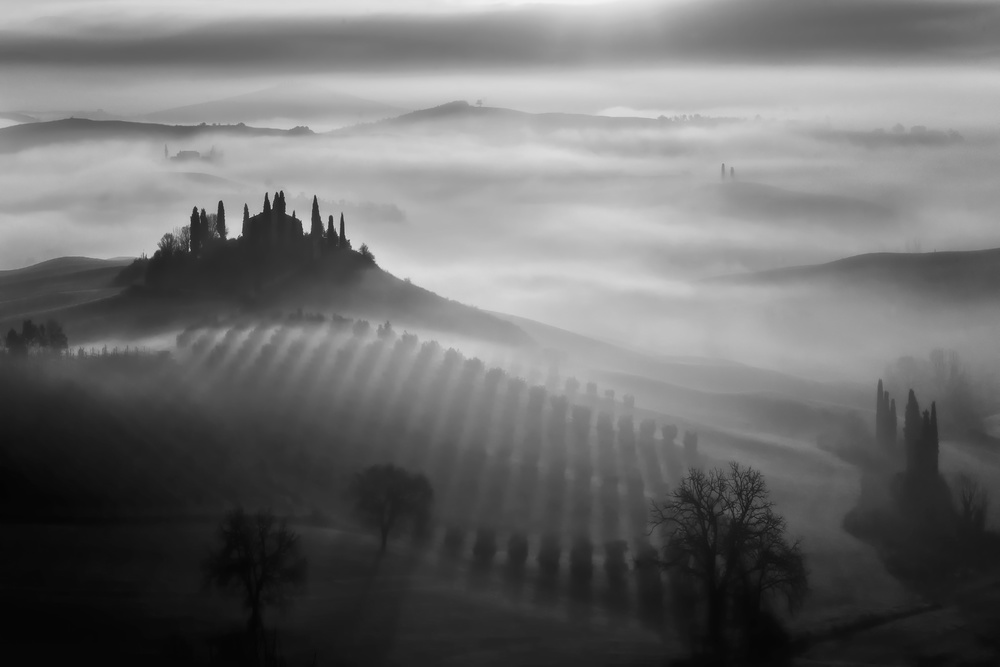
<box><xmin>4</xmin><ymin>0</ymin><xmax>649</xmax><ymax>24</ymax></box>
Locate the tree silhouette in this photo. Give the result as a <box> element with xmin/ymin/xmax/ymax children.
<box><xmin>4</xmin><ymin>328</ymin><xmax>26</xmax><ymax>356</ymax></box>
<box><xmin>242</xmin><ymin>203</ymin><xmax>250</xmax><ymax>238</ymax></box>
<box><xmin>327</xmin><ymin>215</ymin><xmax>336</xmax><ymax>248</ymax></box>
<box><xmin>310</xmin><ymin>195</ymin><xmax>323</xmax><ymax>241</ymax></box>
<box><xmin>349</xmin><ymin>464</ymin><xmax>434</xmax><ymax>553</ymax></box>
<box><xmin>359</xmin><ymin>243</ymin><xmax>376</xmax><ymax>265</ymax></box>
<box><xmin>45</xmin><ymin>319</ymin><xmax>68</xmax><ymax>351</ymax></box>
<box><xmin>650</xmin><ymin>463</ymin><xmax>807</xmax><ymax>661</ymax></box>
<box><xmin>953</xmin><ymin>473</ymin><xmax>988</xmax><ymax>534</ymax></box>
<box><xmin>216</xmin><ymin>200</ymin><xmax>227</xmax><ymax>240</ymax></box>
<box><xmin>189</xmin><ymin>207</ymin><xmax>201</xmax><ymax>256</ymax></box>
<box><xmin>203</xmin><ymin>507</ymin><xmax>307</xmax><ymax>640</ymax></box>
<box><xmin>158</xmin><ymin>232</ymin><xmax>180</xmax><ymax>255</ymax></box>
<box><xmin>199</xmin><ymin>209</ymin><xmax>209</xmax><ymax>251</ymax></box>
<box><xmin>339</xmin><ymin>213</ymin><xmax>350</xmax><ymax>250</ymax></box>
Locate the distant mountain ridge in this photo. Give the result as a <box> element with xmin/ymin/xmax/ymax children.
<box><xmin>334</xmin><ymin>100</ymin><xmax>740</xmax><ymax>136</ymax></box>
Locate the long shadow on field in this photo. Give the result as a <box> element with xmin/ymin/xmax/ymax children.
<box><xmin>331</xmin><ymin>549</ymin><xmax>423</xmax><ymax>666</ymax></box>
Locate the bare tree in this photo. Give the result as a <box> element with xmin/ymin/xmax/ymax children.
<box><xmin>203</xmin><ymin>507</ymin><xmax>307</xmax><ymax>640</ymax></box>
<box><xmin>953</xmin><ymin>472</ymin><xmax>989</xmax><ymax>534</ymax></box>
<box><xmin>650</xmin><ymin>463</ymin><xmax>807</xmax><ymax>661</ymax></box>
<box><xmin>349</xmin><ymin>464</ymin><xmax>434</xmax><ymax>553</ymax></box>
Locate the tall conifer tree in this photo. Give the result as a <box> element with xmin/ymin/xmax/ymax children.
<box><xmin>929</xmin><ymin>402</ymin><xmax>939</xmax><ymax>475</ymax></box>
<box><xmin>199</xmin><ymin>208</ymin><xmax>209</xmax><ymax>254</ymax></box>
<box><xmin>242</xmin><ymin>203</ymin><xmax>250</xmax><ymax>239</ymax></box>
<box><xmin>889</xmin><ymin>398</ymin><xmax>897</xmax><ymax>444</ymax></box>
<box><xmin>189</xmin><ymin>207</ymin><xmax>200</xmax><ymax>253</ymax></box>
<box><xmin>339</xmin><ymin>213</ymin><xmax>347</xmax><ymax>248</ymax></box>
<box><xmin>876</xmin><ymin>379</ymin><xmax>885</xmax><ymax>444</ymax></box>
<box><xmin>904</xmin><ymin>389</ymin><xmax>921</xmax><ymax>477</ymax></box>
<box><xmin>327</xmin><ymin>215</ymin><xmax>336</xmax><ymax>248</ymax></box>
<box><xmin>216</xmin><ymin>200</ymin><xmax>227</xmax><ymax>240</ymax></box>
<box><xmin>310</xmin><ymin>195</ymin><xmax>323</xmax><ymax>240</ymax></box>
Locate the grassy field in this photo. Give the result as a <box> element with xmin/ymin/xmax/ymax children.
<box><xmin>1</xmin><ymin>521</ymin><xmax>668</xmax><ymax>666</ymax></box>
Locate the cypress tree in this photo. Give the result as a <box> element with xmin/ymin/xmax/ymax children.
<box><xmin>876</xmin><ymin>379</ymin><xmax>885</xmax><ymax>444</ymax></box>
<box><xmin>242</xmin><ymin>203</ymin><xmax>250</xmax><ymax>239</ymax></box>
<box><xmin>883</xmin><ymin>390</ymin><xmax>891</xmax><ymax>446</ymax></box>
<box><xmin>199</xmin><ymin>208</ymin><xmax>209</xmax><ymax>253</ymax></box>
<box><xmin>339</xmin><ymin>212</ymin><xmax>347</xmax><ymax>248</ymax></box>
<box><xmin>889</xmin><ymin>398</ymin><xmax>897</xmax><ymax>444</ymax></box>
<box><xmin>921</xmin><ymin>410</ymin><xmax>932</xmax><ymax>477</ymax></box>
<box><xmin>263</xmin><ymin>193</ymin><xmax>272</xmax><ymax>243</ymax></box>
<box><xmin>903</xmin><ymin>389</ymin><xmax>921</xmax><ymax>477</ymax></box>
<box><xmin>310</xmin><ymin>195</ymin><xmax>323</xmax><ymax>240</ymax></box>
<box><xmin>929</xmin><ymin>402</ymin><xmax>939</xmax><ymax>475</ymax></box>
<box><xmin>216</xmin><ymin>200</ymin><xmax>227</xmax><ymax>240</ymax></box>
<box><xmin>327</xmin><ymin>215</ymin><xmax>336</xmax><ymax>247</ymax></box>
<box><xmin>189</xmin><ymin>206</ymin><xmax>200</xmax><ymax>254</ymax></box>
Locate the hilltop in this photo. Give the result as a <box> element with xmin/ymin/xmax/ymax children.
<box><xmin>0</xmin><ymin>194</ymin><xmax>528</xmax><ymax>347</ymax></box>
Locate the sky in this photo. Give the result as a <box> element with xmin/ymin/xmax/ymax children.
<box><xmin>2</xmin><ymin>0</ymin><xmax>999</xmax><ymax>376</ymax></box>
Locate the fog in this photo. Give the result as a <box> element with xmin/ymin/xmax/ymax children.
<box><xmin>5</xmin><ymin>3</ymin><xmax>1000</xmax><ymax>665</ymax></box>
<box><xmin>3</xmin><ymin>87</ymin><xmax>1000</xmax><ymax>378</ymax></box>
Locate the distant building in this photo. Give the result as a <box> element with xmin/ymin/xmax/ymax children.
<box><xmin>171</xmin><ymin>150</ymin><xmax>201</xmax><ymax>161</ymax></box>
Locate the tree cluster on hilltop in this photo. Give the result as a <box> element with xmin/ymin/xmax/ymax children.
<box><xmin>139</xmin><ymin>191</ymin><xmax>374</xmax><ymax>291</ymax></box>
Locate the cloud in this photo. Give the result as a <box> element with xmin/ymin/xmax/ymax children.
<box><xmin>1</xmin><ymin>0</ymin><xmax>998</xmax><ymax>74</ymax></box>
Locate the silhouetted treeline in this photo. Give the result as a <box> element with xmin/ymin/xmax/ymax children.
<box><xmin>2</xmin><ymin>318</ymin><xmax>68</xmax><ymax>356</ymax></box>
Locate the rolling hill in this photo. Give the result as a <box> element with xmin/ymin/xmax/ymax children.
<box><xmin>0</xmin><ymin>257</ymin><xmax>131</xmax><ymax>325</ymax></box>
<box><xmin>708</xmin><ymin>247</ymin><xmax>1000</xmax><ymax>302</ymax></box>
<box><xmin>0</xmin><ymin>251</ymin><xmax>530</xmax><ymax>348</ymax></box>
<box><xmin>0</xmin><ymin>118</ymin><xmax>312</xmax><ymax>154</ymax></box>
<box><xmin>335</xmin><ymin>100</ymin><xmax>738</xmax><ymax>137</ymax></box>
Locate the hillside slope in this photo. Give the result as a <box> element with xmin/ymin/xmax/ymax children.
<box><xmin>0</xmin><ymin>252</ymin><xmax>529</xmax><ymax>347</ymax></box>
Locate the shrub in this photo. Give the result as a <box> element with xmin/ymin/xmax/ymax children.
<box><xmin>569</xmin><ymin>536</ymin><xmax>593</xmax><ymax>584</ymax></box>
<box><xmin>507</xmin><ymin>533</ymin><xmax>529</xmax><ymax>568</ymax></box>
<box><xmin>442</xmin><ymin>526</ymin><xmax>466</xmax><ymax>558</ymax></box>
<box><xmin>537</xmin><ymin>534</ymin><xmax>561</xmax><ymax>576</ymax></box>
<box><xmin>359</xmin><ymin>243</ymin><xmax>376</xmax><ymax>264</ymax></box>
<box><xmin>604</xmin><ymin>540</ymin><xmax>629</xmax><ymax>585</ymax></box>
<box><xmin>472</xmin><ymin>528</ymin><xmax>498</xmax><ymax>565</ymax></box>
